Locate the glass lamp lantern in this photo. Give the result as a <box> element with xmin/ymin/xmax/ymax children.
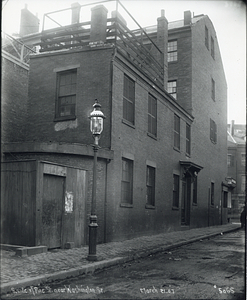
<box><xmin>89</xmin><ymin>100</ymin><xmax>105</xmax><ymax>143</ymax></box>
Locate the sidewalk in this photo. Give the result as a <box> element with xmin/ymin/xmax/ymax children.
<box><xmin>0</xmin><ymin>223</ymin><xmax>241</xmax><ymax>295</ymax></box>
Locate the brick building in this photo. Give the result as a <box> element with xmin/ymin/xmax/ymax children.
<box><xmin>227</xmin><ymin>121</ymin><xmax>246</xmax><ymax>219</ymax></box>
<box><xmin>2</xmin><ymin>1</ymin><xmax>229</xmax><ymax>248</ymax></box>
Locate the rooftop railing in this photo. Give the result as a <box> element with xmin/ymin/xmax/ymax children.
<box><xmin>2</xmin><ymin>32</ymin><xmax>36</xmax><ymax>65</ymax></box>
<box><xmin>39</xmin><ymin>0</ymin><xmax>164</xmax><ymax>88</ymax></box>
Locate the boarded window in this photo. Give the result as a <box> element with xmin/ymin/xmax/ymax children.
<box><xmin>123</xmin><ymin>74</ymin><xmax>135</xmax><ymax>124</ymax></box>
<box><xmin>148</xmin><ymin>94</ymin><xmax>157</xmax><ymax>137</ymax></box>
<box><xmin>146</xmin><ymin>166</ymin><xmax>155</xmax><ymax>206</ymax></box>
<box><xmin>121</xmin><ymin>158</ymin><xmax>133</xmax><ymax>204</ymax></box>
<box><xmin>56</xmin><ymin>69</ymin><xmax>77</xmax><ymax>119</ymax></box>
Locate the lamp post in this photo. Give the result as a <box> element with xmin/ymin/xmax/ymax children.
<box><xmin>87</xmin><ymin>99</ymin><xmax>105</xmax><ymax>261</ymax></box>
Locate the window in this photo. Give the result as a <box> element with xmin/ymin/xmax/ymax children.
<box><xmin>205</xmin><ymin>26</ymin><xmax>209</xmax><ymax>49</ymax></box>
<box><xmin>174</xmin><ymin>114</ymin><xmax>180</xmax><ymax>150</ymax></box>
<box><xmin>146</xmin><ymin>166</ymin><xmax>155</xmax><ymax>207</ymax></box>
<box><xmin>227</xmin><ymin>154</ymin><xmax>234</xmax><ymax>167</ymax></box>
<box><xmin>211</xmin><ymin>36</ymin><xmax>215</xmax><ymax>58</ymax></box>
<box><xmin>186</xmin><ymin>123</ymin><xmax>191</xmax><ymax>155</ymax></box>
<box><xmin>121</xmin><ymin>158</ymin><xmax>133</xmax><ymax>205</ymax></box>
<box><xmin>192</xmin><ymin>177</ymin><xmax>197</xmax><ymax>205</ymax></box>
<box><xmin>241</xmin><ymin>175</ymin><xmax>246</xmax><ymax>193</ymax></box>
<box><xmin>241</xmin><ymin>153</ymin><xmax>246</xmax><ymax>166</ymax></box>
<box><xmin>173</xmin><ymin>174</ymin><xmax>179</xmax><ymax>208</ymax></box>
<box><xmin>168</xmin><ymin>40</ymin><xmax>177</xmax><ymax>62</ymax></box>
<box><xmin>210</xmin><ymin>182</ymin><xmax>214</xmax><ymax>205</ymax></box>
<box><xmin>168</xmin><ymin>80</ymin><xmax>177</xmax><ymax>99</ymax></box>
<box><xmin>210</xmin><ymin>118</ymin><xmax>217</xmax><ymax>144</ymax></box>
<box><xmin>211</xmin><ymin>78</ymin><xmax>215</xmax><ymax>101</ymax></box>
<box><xmin>148</xmin><ymin>94</ymin><xmax>157</xmax><ymax>137</ymax></box>
<box><xmin>56</xmin><ymin>69</ymin><xmax>77</xmax><ymax>120</ymax></box>
<box><xmin>123</xmin><ymin>74</ymin><xmax>135</xmax><ymax>124</ymax></box>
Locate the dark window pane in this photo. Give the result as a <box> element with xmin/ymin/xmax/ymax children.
<box><xmin>56</xmin><ymin>69</ymin><xmax>77</xmax><ymax>118</ymax></box>
<box><xmin>174</xmin><ymin>115</ymin><xmax>180</xmax><ymax>149</ymax></box>
<box><xmin>121</xmin><ymin>158</ymin><xmax>133</xmax><ymax>204</ymax></box>
<box><xmin>123</xmin><ymin>75</ymin><xmax>135</xmax><ymax>124</ymax></box>
<box><xmin>146</xmin><ymin>166</ymin><xmax>155</xmax><ymax>206</ymax></box>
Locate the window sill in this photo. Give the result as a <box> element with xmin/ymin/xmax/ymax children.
<box><xmin>120</xmin><ymin>203</ymin><xmax>133</xmax><ymax>208</ymax></box>
<box><xmin>173</xmin><ymin>147</ymin><xmax>180</xmax><ymax>153</ymax></box>
<box><xmin>192</xmin><ymin>202</ymin><xmax>197</xmax><ymax>206</ymax></box>
<box><xmin>168</xmin><ymin>61</ymin><xmax>178</xmax><ymax>64</ymax></box>
<box><xmin>122</xmin><ymin>119</ymin><xmax>135</xmax><ymax>129</ymax></box>
<box><xmin>172</xmin><ymin>206</ymin><xmax>179</xmax><ymax>210</ymax></box>
<box><xmin>54</xmin><ymin>116</ymin><xmax>76</xmax><ymax>122</ymax></box>
<box><xmin>147</xmin><ymin>132</ymin><xmax>157</xmax><ymax>140</ymax></box>
<box><xmin>145</xmin><ymin>204</ymin><xmax>155</xmax><ymax>209</ymax></box>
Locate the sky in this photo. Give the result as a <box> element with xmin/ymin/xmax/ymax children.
<box><xmin>2</xmin><ymin>0</ymin><xmax>246</xmax><ymax>124</ymax></box>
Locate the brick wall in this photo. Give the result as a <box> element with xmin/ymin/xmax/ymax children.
<box><xmin>26</xmin><ymin>47</ymin><xmax>113</xmax><ymax>148</ymax></box>
<box><xmin>106</xmin><ymin>55</ymin><xmax>193</xmax><ymax>241</ymax></box>
<box><xmin>1</xmin><ymin>57</ymin><xmax>29</xmax><ymax>143</ymax></box>
<box><xmin>168</xmin><ymin>16</ymin><xmax>228</xmax><ymax>227</ymax></box>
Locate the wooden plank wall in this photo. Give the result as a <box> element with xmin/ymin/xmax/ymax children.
<box><xmin>1</xmin><ymin>160</ymin><xmax>37</xmax><ymax>246</ymax></box>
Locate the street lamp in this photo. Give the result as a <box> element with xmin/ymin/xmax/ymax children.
<box><xmin>87</xmin><ymin>99</ymin><xmax>105</xmax><ymax>261</ymax></box>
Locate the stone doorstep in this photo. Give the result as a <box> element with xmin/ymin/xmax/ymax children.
<box><xmin>14</xmin><ymin>246</ymin><xmax>48</xmax><ymax>257</ymax></box>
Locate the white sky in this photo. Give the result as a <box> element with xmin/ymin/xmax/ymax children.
<box><xmin>2</xmin><ymin>0</ymin><xmax>246</xmax><ymax>124</ymax></box>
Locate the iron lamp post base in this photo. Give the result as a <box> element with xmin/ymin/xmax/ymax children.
<box><xmin>87</xmin><ymin>214</ymin><xmax>98</xmax><ymax>261</ymax></box>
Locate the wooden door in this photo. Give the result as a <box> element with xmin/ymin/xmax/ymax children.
<box><xmin>42</xmin><ymin>174</ymin><xmax>64</xmax><ymax>248</ymax></box>
<box><xmin>181</xmin><ymin>178</ymin><xmax>191</xmax><ymax>226</ymax></box>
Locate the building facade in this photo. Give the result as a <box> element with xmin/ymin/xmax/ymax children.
<box><xmin>2</xmin><ymin>1</ymin><xmax>229</xmax><ymax>248</ymax></box>
<box><xmin>227</xmin><ymin>121</ymin><xmax>246</xmax><ymax>219</ymax></box>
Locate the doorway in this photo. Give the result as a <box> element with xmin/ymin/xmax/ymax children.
<box><xmin>42</xmin><ymin>174</ymin><xmax>65</xmax><ymax>248</ymax></box>
<box><xmin>181</xmin><ymin>177</ymin><xmax>191</xmax><ymax>226</ymax></box>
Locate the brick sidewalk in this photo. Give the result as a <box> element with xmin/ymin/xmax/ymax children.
<box><xmin>0</xmin><ymin>223</ymin><xmax>241</xmax><ymax>294</ymax></box>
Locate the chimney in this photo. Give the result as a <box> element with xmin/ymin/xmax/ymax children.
<box><xmin>157</xmin><ymin>9</ymin><xmax>168</xmax><ymax>90</ymax></box>
<box><xmin>231</xmin><ymin>120</ymin><xmax>235</xmax><ymax>136</ymax></box>
<box><xmin>71</xmin><ymin>2</ymin><xmax>81</xmax><ymax>24</ymax></box>
<box><xmin>90</xmin><ymin>5</ymin><xmax>108</xmax><ymax>43</ymax></box>
<box><xmin>19</xmin><ymin>5</ymin><xmax>40</xmax><ymax>37</ymax></box>
<box><xmin>184</xmin><ymin>11</ymin><xmax>191</xmax><ymax>25</ymax></box>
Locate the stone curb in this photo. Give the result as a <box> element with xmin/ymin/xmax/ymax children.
<box><xmin>0</xmin><ymin>226</ymin><xmax>241</xmax><ymax>295</ymax></box>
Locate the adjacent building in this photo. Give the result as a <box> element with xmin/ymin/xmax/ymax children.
<box><xmin>1</xmin><ymin>1</ymin><xmax>229</xmax><ymax>248</ymax></box>
<box><xmin>227</xmin><ymin>121</ymin><xmax>246</xmax><ymax>219</ymax></box>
